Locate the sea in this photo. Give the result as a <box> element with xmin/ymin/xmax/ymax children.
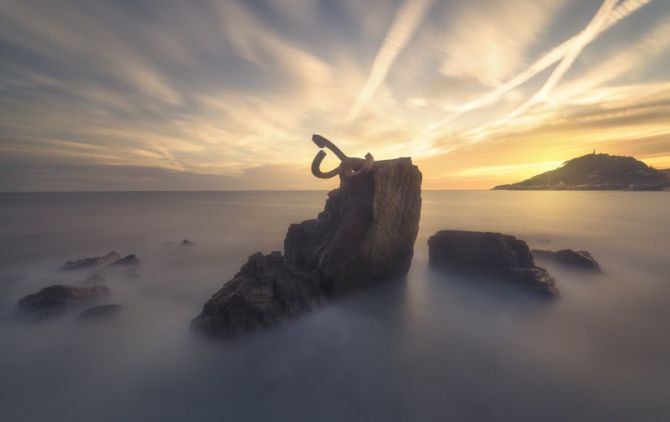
<box><xmin>0</xmin><ymin>190</ymin><xmax>668</xmax><ymax>421</ymax></box>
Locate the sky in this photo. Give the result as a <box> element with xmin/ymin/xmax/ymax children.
<box><xmin>0</xmin><ymin>0</ymin><xmax>669</xmax><ymax>191</ymax></box>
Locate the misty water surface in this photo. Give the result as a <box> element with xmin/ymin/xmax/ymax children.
<box><xmin>0</xmin><ymin>191</ymin><xmax>669</xmax><ymax>421</ymax></box>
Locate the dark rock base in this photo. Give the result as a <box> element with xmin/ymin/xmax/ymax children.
<box><xmin>532</xmin><ymin>249</ymin><xmax>601</xmax><ymax>272</ymax></box>
<box><xmin>428</xmin><ymin>230</ymin><xmax>558</xmax><ymax>296</ymax></box>
<box><xmin>192</xmin><ymin>252</ymin><xmax>326</xmax><ymax>338</ymax></box>
<box><xmin>18</xmin><ymin>285</ymin><xmax>110</xmax><ymax>318</ymax></box>
<box><xmin>62</xmin><ymin>252</ymin><xmax>121</xmax><ymax>271</ymax></box>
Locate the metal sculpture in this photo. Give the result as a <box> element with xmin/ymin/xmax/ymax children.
<box><xmin>310</xmin><ymin>134</ymin><xmax>374</xmax><ymax>179</ymax></box>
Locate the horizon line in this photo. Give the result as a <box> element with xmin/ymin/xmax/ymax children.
<box><xmin>0</xmin><ymin>188</ymin><xmax>495</xmax><ymax>194</ymax></box>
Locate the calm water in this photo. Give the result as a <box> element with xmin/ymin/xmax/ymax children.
<box><xmin>0</xmin><ymin>191</ymin><xmax>668</xmax><ymax>421</ymax></box>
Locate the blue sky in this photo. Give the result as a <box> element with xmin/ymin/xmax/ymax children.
<box><xmin>1</xmin><ymin>0</ymin><xmax>669</xmax><ymax>190</ymax></box>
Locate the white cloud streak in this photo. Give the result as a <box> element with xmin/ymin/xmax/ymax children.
<box><xmin>0</xmin><ymin>0</ymin><xmax>668</xmax><ymax>189</ymax></box>
<box><xmin>439</xmin><ymin>0</ymin><xmax>566</xmax><ymax>87</ymax></box>
<box><xmin>346</xmin><ymin>0</ymin><xmax>435</xmax><ymax>123</ymax></box>
<box><xmin>425</xmin><ymin>0</ymin><xmax>656</xmax><ymax>135</ymax></box>
<box><xmin>461</xmin><ymin>0</ymin><xmax>657</xmax><ymax>144</ymax></box>
<box><xmin>471</xmin><ymin>0</ymin><xmax>618</xmax><ymax>137</ymax></box>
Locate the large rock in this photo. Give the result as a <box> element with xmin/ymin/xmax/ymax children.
<box><xmin>532</xmin><ymin>249</ymin><xmax>601</xmax><ymax>272</ymax></box>
<box><xmin>193</xmin><ymin>151</ymin><xmax>422</xmax><ymax>338</ymax></box>
<box><xmin>192</xmin><ymin>252</ymin><xmax>326</xmax><ymax>338</ymax></box>
<box><xmin>428</xmin><ymin>230</ymin><xmax>558</xmax><ymax>296</ymax></box>
<box><xmin>18</xmin><ymin>285</ymin><xmax>110</xmax><ymax>318</ymax></box>
<box><xmin>285</xmin><ymin>158</ymin><xmax>422</xmax><ymax>295</ymax></box>
<box><xmin>61</xmin><ymin>252</ymin><xmax>121</xmax><ymax>270</ymax></box>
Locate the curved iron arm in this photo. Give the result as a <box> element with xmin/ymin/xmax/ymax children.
<box><xmin>340</xmin><ymin>153</ymin><xmax>374</xmax><ymax>179</ymax></box>
<box><xmin>311</xmin><ymin>150</ymin><xmax>341</xmax><ymax>179</ymax></box>
<box><xmin>310</xmin><ymin>134</ymin><xmax>374</xmax><ymax>179</ymax></box>
<box><xmin>312</xmin><ymin>134</ymin><xmax>348</xmax><ymax>161</ymax></box>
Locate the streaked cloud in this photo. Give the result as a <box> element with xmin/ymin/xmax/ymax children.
<box><xmin>426</xmin><ymin>0</ymin><xmax>656</xmax><ymax>137</ymax></box>
<box><xmin>439</xmin><ymin>0</ymin><xmax>567</xmax><ymax>87</ymax></box>
<box><xmin>346</xmin><ymin>0</ymin><xmax>435</xmax><ymax>123</ymax></box>
<box><xmin>0</xmin><ymin>0</ymin><xmax>668</xmax><ymax>190</ymax></box>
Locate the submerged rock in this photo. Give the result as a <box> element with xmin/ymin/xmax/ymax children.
<box><xmin>192</xmin><ymin>252</ymin><xmax>326</xmax><ymax>338</ymax></box>
<box><xmin>428</xmin><ymin>230</ymin><xmax>558</xmax><ymax>296</ymax></box>
<box><xmin>532</xmin><ymin>249</ymin><xmax>601</xmax><ymax>272</ymax></box>
<box><xmin>285</xmin><ymin>157</ymin><xmax>422</xmax><ymax>296</ymax></box>
<box><xmin>77</xmin><ymin>304</ymin><xmax>122</xmax><ymax>321</ymax></box>
<box><xmin>109</xmin><ymin>254</ymin><xmax>139</xmax><ymax>267</ymax></box>
<box><xmin>62</xmin><ymin>252</ymin><xmax>121</xmax><ymax>270</ymax></box>
<box><xmin>18</xmin><ymin>285</ymin><xmax>110</xmax><ymax>318</ymax></box>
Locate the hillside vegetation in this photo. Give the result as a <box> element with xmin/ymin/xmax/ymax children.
<box><xmin>493</xmin><ymin>153</ymin><xmax>669</xmax><ymax>191</ymax></box>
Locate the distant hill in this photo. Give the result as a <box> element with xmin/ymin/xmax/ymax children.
<box><xmin>493</xmin><ymin>153</ymin><xmax>670</xmax><ymax>191</ymax></box>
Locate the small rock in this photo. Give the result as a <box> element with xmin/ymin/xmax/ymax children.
<box><xmin>192</xmin><ymin>251</ymin><xmax>326</xmax><ymax>338</ymax></box>
<box><xmin>428</xmin><ymin>230</ymin><xmax>558</xmax><ymax>296</ymax></box>
<box><xmin>108</xmin><ymin>254</ymin><xmax>139</xmax><ymax>267</ymax></box>
<box><xmin>62</xmin><ymin>252</ymin><xmax>121</xmax><ymax>270</ymax></box>
<box><xmin>179</xmin><ymin>239</ymin><xmax>195</xmax><ymax>247</ymax></box>
<box><xmin>77</xmin><ymin>304</ymin><xmax>122</xmax><ymax>320</ymax></box>
<box><xmin>18</xmin><ymin>285</ymin><xmax>110</xmax><ymax>318</ymax></box>
<box><xmin>532</xmin><ymin>249</ymin><xmax>601</xmax><ymax>272</ymax></box>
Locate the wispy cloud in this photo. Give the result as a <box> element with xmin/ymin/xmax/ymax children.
<box><xmin>461</xmin><ymin>0</ymin><xmax>619</xmax><ymax>142</ymax></box>
<box><xmin>425</xmin><ymin>0</ymin><xmax>656</xmax><ymax>137</ymax></box>
<box><xmin>458</xmin><ymin>0</ymin><xmax>658</xmax><ymax>146</ymax></box>
<box><xmin>0</xmin><ymin>0</ymin><xmax>668</xmax><ymax>190</ymax></box>
<box><xmin>346</xmin><ymin>0</ymin><xmax>435</xmax><ymax>123</ymax></box>
<box><xmin>552</xmin><ymin>17</ymin><xmax>670</xmax><ymax>104</ymax></box>
<box><xmin>439</xmin><ymin>0</ymin><xmax>566</xmax><ymax>87</ymax></box>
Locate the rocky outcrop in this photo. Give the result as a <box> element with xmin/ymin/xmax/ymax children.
<box><xmin>428</xmin><ymin>230</ymin><xmax>558</xmax><ymax>296</ymax></box>
<box><xmin>77</xmin><ymin>304</ymin><xmax>122</xmax><ymax>320</ymax></box>
<box><xmin>192</xmin><ymin>252</ymin><xmax>326</xmax><ymax>338</ymax></box>
<box><xmin>532</xmin><ymin>249</ymin><xmax>601</xmax><ymax>272</ymax></box>
<box><xmin>493</xmin><ymin>153</ymin><xmax>669</xmax><ymax>190</ymax></box>
<box><xmin>285</xmin><ymin>158</ymin><xmax>422</xmax><ymax>296</ymax></box>
<box><xmin>62</xmin><ymin>251</ymin><xmax>138</xmax><ymax>271</ymax></box>
<box><xmin>109</xmin><ymin>254</ymin><xmax>139</xmax><ymax>267</ymax></box>
<box><xmin>18</xmin><ymin>285</ymin><xmax>110</xmax><ymax>318</ymax></box>
<box><xmin>193</xmin><ymin>136</ymin><xmax>423</xmax><ymax>338</ymax></box>
<box><xmin>62</xmin><ymin>252</ymin><xmax>121</xmax><ymax>270</ymax></box>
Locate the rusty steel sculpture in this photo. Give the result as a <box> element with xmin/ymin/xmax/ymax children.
<box><xmin>310</xmin><ymin>134</ymin><xmax>374</xmax><ymax>179</ymax></box>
